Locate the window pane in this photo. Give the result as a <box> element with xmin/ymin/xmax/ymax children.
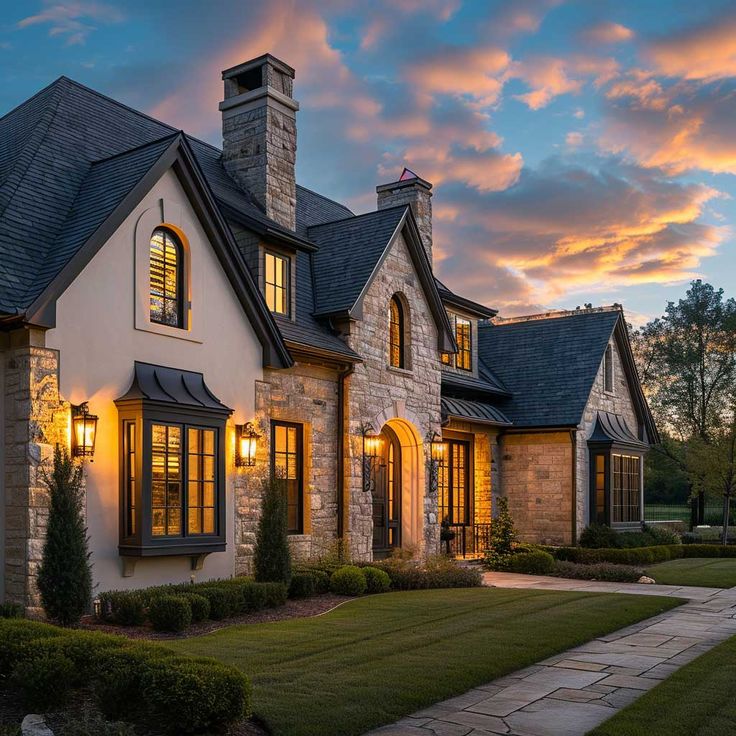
<box><xmin>150</xmin><ymin>229</ymin><xmax>183</xmax><ymax>328</ymax></box>
<box><xmin>389</xmin><ymin>297</ymin><xmax>404</xmax><ymax>368</ymax></box>
<box><xmin>151</xmin><ymin>424</ymin><xmax>183</xmax><ymax>537</ymax></box>
<box><xmin>186</xmin><ymin>426</ymin><xmax>217</xmax><ymax>536</ymax></box>
<box><xmin>456</xmin><ymin>318</ymin><xmax>472</xmax><ymax>371</ymax></box>
<box><xmin>264</xmin><ymin>252</ymin><xmax>289</xmax><ymax>316</ymax></box>
<box><xmin>272</xmin><ymin>422</ymin><xmax>303</xmax><ymax>533</ymax></box>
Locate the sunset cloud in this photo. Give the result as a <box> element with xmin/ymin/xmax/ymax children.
<box><xmin>17</xmin><ymin>1</ymin><xmax>122</xmax><ymax>45</ymax></box>
<box><xmin>582</xmin><ymin>21</ymin><xmax>634</xmax><ymax>45</ymax></box>
<box><xmin>645</xmin><ymin>12</ymin><xmax>736</xmax><ymax>80</ymax></box>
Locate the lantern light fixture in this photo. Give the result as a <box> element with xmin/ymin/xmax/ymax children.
<box><xmin>427</xmin><ymin>431</ymin><xmax>446</xmax><ymax>495</ymax></box>
<box><xmin>235</xmin><ymin>422</ymin><xmax>260</xmax><ymax>467</ymax></box>
<box><xmin>429</xmin><ymin>432</ymin><xmax>447</xmax><ymax>463</ymax></box>
<box><xmin>71</xmin><ymin>402</ymin><xmax>98</xmax><ymax>458</ymax></box>
<box><xmin>361</xmin><ymin>423</ymin><xmax>383</xmax><ymax>493</ymax></box>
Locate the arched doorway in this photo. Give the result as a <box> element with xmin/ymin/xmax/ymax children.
<box><xmin>372</xmin><ymin>425</ymin><xmax>402</xmax><ymax>555</ymax></box>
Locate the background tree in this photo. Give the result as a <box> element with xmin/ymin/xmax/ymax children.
<box><xmin>253</xmin><ymin>476</ymin><xmax>292</xmax><ymax>585</ymax></box>
<box><xmin>37</xmin><ymin>446</ymin><xmax>92</xmax><ymax>625</ymax></box>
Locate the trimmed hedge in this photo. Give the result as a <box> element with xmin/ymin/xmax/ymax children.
<box><xmin>149</xmin><ymin>596</ymin><xmax>192</xmax><ymax>633</ymax></box>
<box><xmin>1</xmin><ymin>619</ymin><xmax>250</xmax><ymax>734</ymax></box>
<box><xmin>507</xmin><ymin>550</ymin><xmax>556</xmax><ymax>575</ymax></box>
<box><xmin>98</xmin><ymin>578</ymin><xmax>288</xmax><ymax>630</ymax></box>
<box><xmin>552</xmin><ymin>561</ymin><xmax>644</xmax><ymax>582</ymax></box>
<box><xmin>330</xmin><ymin>566</ymin><xmax>367</xmax><ymax>596</ymax></box>
<box><xmin>549</xmin><ymin>544</ymin><xmax>680</xmax><ymax>566</ymax></box>
<box><xmin>363</xmin><ymin>566</ymin><xmax>391</xmax><ymax>593</ymax></box>
<box><xmin>371</xmin><ymin>557</ymin><xmax>482</xmax><ymax>590</ymax></box>
<box><xmin>289</xmin><ymin>573</ymin><xmax>318</xmax><ymax>599</ymax></box>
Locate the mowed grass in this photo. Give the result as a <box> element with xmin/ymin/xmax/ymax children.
<box><xmin>169</xmin><ymin>588</ymin><xmax>681</xmax><ymax>736</ymax></box>
<box><xmin>588</xmin><ymin>633</ymin><xmax>736</xmax><ymax>736</ymax></box>
<box><xmin>644</xmin><ymin>504</ymin><xmax>690</xmax><ymax>523</ymax></box>
<box><xmin>647</xmin><ymin>557</ymin><xmax>736</xmax><ymax>588</ymax></box>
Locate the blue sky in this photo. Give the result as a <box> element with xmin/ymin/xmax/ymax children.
<box><xmin>2</xmin><ymin>0</ymin><xmax>736</xmax><ymax>322</ymax></box>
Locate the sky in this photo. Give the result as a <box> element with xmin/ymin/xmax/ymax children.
<box><xmin>2</xmin><ymin>0</ymin><xmax>736</xmax><ymax>323</ymax></box>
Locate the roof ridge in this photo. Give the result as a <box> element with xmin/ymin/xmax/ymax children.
<box><xmin>91</xmin><ymin>131</ymin><xmax>181</xmax><ymax>165</ymax></box>
<box><xmin>307</xmin><ymin>203</ymin><xmax>407</xmax><ymax>231</ymax></box>
<box><xmin>490</xmin><ymin>306</ymin><xmax>623</xmax><ymax>327</ymax></box>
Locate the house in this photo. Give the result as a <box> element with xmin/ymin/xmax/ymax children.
<box><xmin>0</xmin><ymin>54</ymin><xmax>658</xmax><ymax>611</ymax></box>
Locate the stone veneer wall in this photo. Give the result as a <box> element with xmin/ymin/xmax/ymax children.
<box><xmin>576</xmin><ymin>333</ymin><xmax>640</xmax><ymax>534</ymax></box>
<box><xmin>234</xmin><ymin>363</ymin><xmax>340</xmax><ymax>574</ymax></box>
<box><xmin>500</xmin><ymin>431</ymin><xmax>574</xmax><ymax>546</ymax></box>
<box><xmin>2</xmin><ymin>329</ymin><xmax>68</xmax><ymax>611</ymax></box>
<box><xmin>345</xmin><ymin>231</ymin><xmax>442</xmax><ymax>560</ymax></box>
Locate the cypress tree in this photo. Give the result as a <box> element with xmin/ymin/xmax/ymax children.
<box><xmin>253</xmin><ymin>476</ymin><xmax>292</xmax><ymax>585</ymax></box>
<box><xmin>37</xmin><ymin>446</ymin><xmax>92</xmax><ymax>625</ymax></box>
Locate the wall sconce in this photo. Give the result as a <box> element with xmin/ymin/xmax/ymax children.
<box><xmin>361</xmin><ymin>423</ymin><xmax>382</xmax><ymax>493</ymax></box>
<box><xmin>427</xmin><ymin>431</ymin><xmax>446</xmax><ymax>495</ymax></box>
<box><xmin>71</xmin><ymin>402</ymin><xmax>98</xmax><ymax>458</ymax></box>
<box><xmin>235</xmin><ymin>422</ymin><xmax>260</xmax><ymax>467</ymax></box>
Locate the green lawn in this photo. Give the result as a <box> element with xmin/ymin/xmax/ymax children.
<box><xmin>647</xmin><ymin>557</ymin><xmax>736</xmax><ymax>588</ymax></box>
<box><xmin>170</xmin><ymin>588</ymin><xmax>681</xmax><ymax>736</ymax></box>
<box><xmin>644</xmin><ymin>503</ymin><xmax>690</xmax><ymax>523</ymax></box>
<box><xmin>588</xmin><ymin>633</ymin><xmax>736</xmax><ymax>736</ymax></box>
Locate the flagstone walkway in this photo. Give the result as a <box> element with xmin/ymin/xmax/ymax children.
<box><xmin>366</xmin><ymin>573</ymin><xmax>736</xmax><ymax>736</ymax></box>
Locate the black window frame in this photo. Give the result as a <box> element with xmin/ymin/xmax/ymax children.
<box><xmin>270</xmin><ymin>420</ymin><xmax>305</xmax><ymax>535</ymax></box>
<box><xmin>389</xmin><ymin>295</ymin><xmax>405</xmax><ymax>369</ymax></box>
<box><xmin>149</xmin><ymin>227</ymin><xmax>186</xmax><ymax>329</ymax></box>
<box><xmin>455</xmin><ymin>317</ymin><xmax>472</xmax><ymax>372</ymax></box>
<box><xmin>117</xmin><ymin>403</ymin><xmax>227</xmax><ymax>557</ymax></box>
<box><xmin>588</xmin><ymin>446</ymin><xmax>643</xmax><ymax>528</ymax></box>
<box><xmin>438</xmin><ymin>439</ymin><xmax>472</xmax><ymax>526</ymax></box>
<box><xmin>264</xmin><ymin>250</ymin><xmax>291</xmax><ymax>317</ymax></box>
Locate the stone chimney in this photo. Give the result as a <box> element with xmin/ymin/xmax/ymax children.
<box><xmin>220</xmin><ymin>54</ymin><xmax>298</xmax><ymax>232</ymax></box>
<box><xmin>376</xmin><ymin>168</ymin><xmax>433</xmax><ymax>264</ymax></box>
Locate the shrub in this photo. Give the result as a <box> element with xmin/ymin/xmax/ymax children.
<box><xmin>197</xmin><ymin>586</ymin><xmax>240</xmax><ymax>620</ymax></box>
<box><xmin>579</xmin><ymin>523</ymin><xmax>619</xmax><ymax>549</ymax></box>
<box><xmin>484</xmin><ymin>497</ymin><xmax>517</xmax><ymax>569</ymax></box>
<box><xmin>647</xmin><ymin>524</ymin><xmax>682</xmax><ymax>545</ymax></box>
<box><xmin>55</xmin><ymin>708</ymin><xmax>136</xmax><ymax>736</ymax></box>
<box><xmin>289</xmin><ymin>572</ymin><xmax>318</xmax><ymax>599</ymax></box>
<box><xmin>180</xmin><ymin>593</ymin><xmax>210</xmax><ymax>623</ymax></box>
<box><xmin>37</xmin><ymin>446</ymin><xmax>92</xmax><ymax>626</ymax></box>
<box><xmin>362</xmin><ymin>566</ymin><xmax>391</xmax><ymax>594</ymax></box>
<box><xmin>97</xmin><ymin>590</ymin><xmax>146</xmax><ymax>626</ymax></box>
<box><xmin>330</xmin><ymin>566</ymin><xmax>367</xmax><ymax>596</ymax></box>
<box><xmin>294</xmin><ymin>566</ymin><xmax>332</xmax><ymax>593</ymax></box>
<box><xmin>0</xmin><ymin>618</ymin><xmax>64</xmax><ymax>677</ymax></box>
<box><xmin>551</xmin><ymin>544</ymin><xmax>678</xmax><ymax>566</ymax></box>
<box><xmin>149</xmin><ymin>595</ymin><xmax>192</xmax><ymax>632</ymax></box>
<box><xmin>552</xmin><ymin>561</ymin><xmax>644</xmax><ymax>582</ymax></box>
<box><xmin>254</xmin><ymin>476</ymin><xmax>292</xmax><ymax>586</ymax></box>
<box><xmin>371</xmin><ymin>556</ymin><xmax>481</xmax><ymax>590</ymax></box>
<box><xmin>0</xmin><ymin>602</ymin><xmax>22</xmax><ymax>619</ymax></box>
<box><xmin>141</xmin><ymin>657</ymin><xmax>252</xmax><ymax>734</ymax></box>
<box><xmin>11</xmin><ymin>650</ymin><xmax>74</xmax><ymax>710</ymax></box>
<box><xmin>506</xmin><ymin>550</ymin><xmax>556</xmax><ymax>575</ymax></box>
<box><xmin>680</xmin><ymin>544</ymin><xmax>736</xmax><ymax>558</ymax></box>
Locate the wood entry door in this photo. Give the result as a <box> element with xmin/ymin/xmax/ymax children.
<box><xmin>372</xmin><ymin>426</ymin><xmax>401</xmax><ymax>554</ymax></box>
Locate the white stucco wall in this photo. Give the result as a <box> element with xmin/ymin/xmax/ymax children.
<box><xmin>46</xmin><ymin>168</ymin><xmax>263</xmax><ymax>593</ymax></box>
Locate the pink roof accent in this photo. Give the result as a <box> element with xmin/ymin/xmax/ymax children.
<box><xmin>399</xmin><ymin>167</ymin><xmax>419</xmax><ymax>181</ymax></box>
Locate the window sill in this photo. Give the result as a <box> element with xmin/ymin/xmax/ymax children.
<box><xmin>386</xmin><ymin>365</ymin><xmax>413</xmax><ymax>376</ymax></box>
<box><xmin>119</xmin><ymin>540</ymin><xmax>226</xmax><ymax>557</ymax></box>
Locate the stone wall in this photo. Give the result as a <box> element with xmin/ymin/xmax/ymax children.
<box><xmin>376</xmin><ymin>180</ymin><xmax>433</xmax><ymax>264</ymax></box>
<box><xmin>576</xmin><ymin>331</ymin><xmax>640</xmax><ymax>533</ymax></box>
<box><xmin>345</xmin><ymin>230</ymin><xmax>442</xmax><ymax>560</ymax></box>
<box><xmin>499</xmin><ymin>431</ymin><xmax>574</xmax><ymax>546</ymax></box>
<box><xmin>234</xmin><ymin>363</ymin><xmax>340</xmax><ymax>574</ymax></box>
<box><xmin>2</xmin><ymin>329</ymin><xmax>68</xmax><ymax>611</ymax></box>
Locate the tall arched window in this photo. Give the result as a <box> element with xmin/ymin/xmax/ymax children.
<box><xmin>389</xmin><ymin>295</ymin><xmax>405</xmax><ymax>368</ymax></box>
<box><xmin>150</xmin><ymin>228</ymin><xmax>184</xmax><ymax>328</ymax></box>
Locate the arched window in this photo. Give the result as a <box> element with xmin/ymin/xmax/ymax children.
<box><xmin>149</xmin><ymin>228</ymin><xmax>184</xmax><ymax>328</ymax></box>
<box><xmin>389</xmin><ymin>295</ymin><xmax>405</xmax><ymax>368</ymax></box>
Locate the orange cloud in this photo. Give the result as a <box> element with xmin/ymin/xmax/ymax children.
<box><xmin>645</xmin><ymin>13</ymin><xmax>736</xmax><ymax>80</ymax></box>
<box><xmin>582</xmin><ymin>21</ymin><xmax>634</xmax><ymax>45</ymax></box>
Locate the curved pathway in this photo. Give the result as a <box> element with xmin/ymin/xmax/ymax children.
<box><xmin>366</xmin><ymin>573</ymin><xmax>736</xmax><ymax>736</ymax></box>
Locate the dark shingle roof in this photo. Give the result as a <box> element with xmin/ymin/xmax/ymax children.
<box><xmin>479</xmin><ymin>310</ymin><xmax>621</xmax><ymax>427</ymax></box>
<box><xmin>296</xmin><ymin>185</ymin><xmax>353</xmax><ymax>234</ymax></box>
<box><xmin>442</xmin><ymin>358</ymin><xmax>510</xmax><ymax>398</ymax></box>
<box><xmin>308</xmin><ymin>206</ymin><xmax>407</xmax><ymax>316</ymax></box>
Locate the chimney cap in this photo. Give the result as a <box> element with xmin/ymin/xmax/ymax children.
<box><xmin>376</xmin><ymin>167</ymin><xmax>432</xmax><ymax>194</ymax></box>
<box><xmin>222</xmin><ymin>53</ymin><xmax>295</xmax><ymax>82</ymax></box>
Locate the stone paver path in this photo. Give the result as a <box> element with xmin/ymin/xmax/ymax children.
<box><xmin>367</xmin><ymin>573</ymin><xmax>736</xmax><ymax>736</ymax></box>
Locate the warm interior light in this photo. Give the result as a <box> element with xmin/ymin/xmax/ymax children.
<box><xmin>431</xmin><ymin>436</ymin><xmax>447</xmax><ymax>463</ymax></box>
<box><xmin>71</xmin><ymin>403</ymin><xmax>98</xmax><ymax>458</ymax></box>
<box><xmin>236</xmin><ymin>422</ymin><xmax>260</xmax><ymax>467</ymax></box>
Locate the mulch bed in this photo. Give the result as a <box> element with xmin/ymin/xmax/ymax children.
<box><xmin>79</xmin><ymin>593</ymin><xmax>352</xmax><ymax>640</ymax></box>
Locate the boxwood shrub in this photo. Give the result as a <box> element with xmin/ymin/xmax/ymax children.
<box><xmin>330</xmin><ymin>566</ymin><xmax>367</xmax><ymax>596</ymax></box>
<box><xmin>552</xmin><ymin>561</ymin><xmax>643</xmax><ymax>582</ymax></box>
<box><xmin>1</xmin><ymin>620</ymin><xmax>251</xmax><ymax>734</ymax></box>
<box><xmin>551</xmin><ymin>544</ymin><xmax>679</xmax><ymax>566</ymax></box>
<box><xmin>288</xmin><ymin>572</ymin><xmax>318</xmax><ymax>599</ymax></box>
<box><xmin>148</xmin><ymin>595</ymin><xmax>192</xmax><ymax>633</ymax></box>
<box><xmin>98</xmin><ymin>590</ymin><xmax>146</xmax><ymax>626</ymax></box>
<box><xmin>506</xmin><ymin>549</ymin><xmax>556</xmax><ymax>575</ymax></box>
<box><xmin>180</xmin><ymin>593</ymin><xmax>210</xmax><ymax>623</ymax></box>
<box><xmin>362</xmin><ymin>566</ymin><xmax>391</xmax><ymax>593</ymax></box>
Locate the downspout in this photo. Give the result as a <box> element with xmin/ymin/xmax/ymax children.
<box><xmin>570</xmin><ymin>429</ymin><xmax>578</xmax><ymax>546</ymax></box>
<box><xmin>337</xmin><ymin>364</ymin><xmax>355</xmax><ymax>540</ymax></box>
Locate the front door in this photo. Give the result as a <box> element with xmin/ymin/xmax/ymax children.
<box><xmin>372</xmin><ymin>426</ymin><xmax>401</xmax><ymax>556</ymax></box>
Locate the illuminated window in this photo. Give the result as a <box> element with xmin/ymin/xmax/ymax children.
<box><xmin>271</xmin><ymin>421</ymin><xmax>303</xmax><ymax>534</ymax></box>
<box><xmin>604</xmin><ymin>344</ymin><xmax>614</xmax><ymax>393</ymax></box>
<box><xmin>612</xmin><ymin>454</ymin><xmax>641</xmax><ymax>523</ymax></box>
<box><xmin>440</xmin><ymin>352</ymin><xmax>452</xmax><ymax>366</ymax></box>
<box><xmin>187</xmin><ymin>428</ymin><xmax>217</xmax><ymax>535</ymax></box>
<box><xmin>150</xmin><ymin>228</ymin><xmax>184</xmax><ymax>328</ymax></box>
<box><xmin>265</xmin><ymin>251</ymin><xmax>290</xmax><ymax>316</ymax></box>
<box><xmin>151</xmin><ymin>424</ymin><xmax>182</xmax><ymax>537</ymax></box>
<box><xmin>389</xmin><ymin>296</ymin><xmax>405</xmax><ymax>368</ymax></box>
<box><xmin>593</xmin><ymin>453</ymin><xmax>606</xmax><ymax>525</ymax></box>
<box><xmin>456</xmin><ymin>318</ymin><xmax>472</xmax><ymax>371</ymax></box>
<box><xmin>438</xmin><ymin>440</ymin><xmax>470</xmax><ymax>525</ymax></box>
